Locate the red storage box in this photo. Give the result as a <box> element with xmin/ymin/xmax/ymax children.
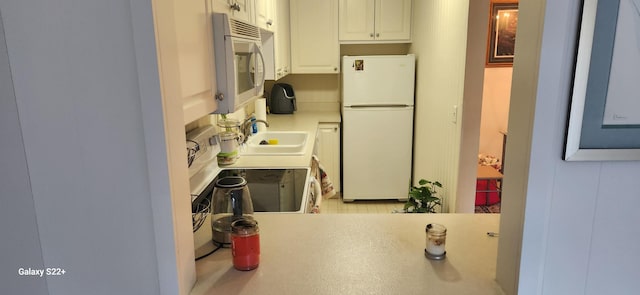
<box><xmin>475</xmin><ymin>179</ymin><xmax>501</xmax><ymax>206</ymax></box>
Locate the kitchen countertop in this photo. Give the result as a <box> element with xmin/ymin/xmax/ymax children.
<box><xmin>191</xmin><ymin>214</ymin><xmax>505</xmax><ymax>295</ymax></box>
<box><xmin>225</xmin><ymin>111</ymin><xmax>341</xmax><ymax>168</ymax></box>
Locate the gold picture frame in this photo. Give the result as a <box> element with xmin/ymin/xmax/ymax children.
<box><xmin>486</xmin><ymin>2</ymin><xmax>518</xmax><ymax>67</ymax></box>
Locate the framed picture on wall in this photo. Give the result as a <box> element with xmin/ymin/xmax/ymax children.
<box><xmin>486</xmin><ymin>2</ymin><xmax>518</xmax><ymax>67</ymax></box>
<box><xmin>564</xmin><ymin>0</ymin><xmax>640</xmax><ymax>161</ymax></box>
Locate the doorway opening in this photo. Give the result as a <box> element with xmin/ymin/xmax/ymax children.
<box><xmin>472</xmin><ymin>0</ymin><xmax>517</xmax><ymax>214</ymax></box>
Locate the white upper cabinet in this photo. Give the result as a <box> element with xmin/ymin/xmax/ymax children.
<box><xmin>274</xmin><ymin>0</ymin><xmax>291</xmax><ymax>79</ymax></box>
<box><xmin>154</xmin><ymin>0</ymin><xmax>218</xmax><ymax>124</ymax></box>
<box><xmin>338</xmin><ymin>0</ymin><xmax>375</xmax><ymax>41</ymax></box>
<box><xmin>339</xmin><ymin>0</ymin><xmax>412</xmax><ymax>43</ymax></box>
<box><xmin>290</xmin><ymin>0</ymin><xmax>340</xmax><ymax>74</ymax></box>
<box><xmin>255</xmin><ymin>0</ymin><xmax>275</xmax><ymax>30</ymax></box>
<box><xmin>259</xmin><ymin>0</ymin><xmax>290</xmax><ymax>81</ymax></box>
<box><xmin>213</xmin><ymin>0</ymin><xmax>254</xmax><ymax>23</ymax></box>
<box><xmin>375</xmin><ymin>0</ymin><xmax>412</xmax><ymax>41</ymax></box>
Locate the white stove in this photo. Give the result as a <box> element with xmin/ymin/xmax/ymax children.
<box><xmin>187</xmin><ymin>125</ymin><xmax>318</xmax><ymax>258</ymax></box>
<box><xmin>186</xmin><ymin>125</ymin><xmax>221</xmax><ymax>202</ymax></box>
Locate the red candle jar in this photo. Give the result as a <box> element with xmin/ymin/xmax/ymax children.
<box><xmin>230</xmin><ymin>218</ymin><xmax>260</xmax><ymax>271</ymax></box>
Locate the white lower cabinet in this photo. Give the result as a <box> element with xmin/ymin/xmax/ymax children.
<box><xmin>317</xmin><ymin>123</ymin><xmax>341</xmax><ymax>192</ymax></box>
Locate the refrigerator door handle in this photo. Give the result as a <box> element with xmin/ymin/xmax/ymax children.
<box><xmin>347</xmin><ymin>104</ymin><xmax>411</xmax><ymax>108</ymax></box>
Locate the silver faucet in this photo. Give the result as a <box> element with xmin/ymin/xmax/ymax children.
<box><xmin>241</xmin><ymin>117</ymin><xmax>269</xmax><ymax>142</ymax></box>
<box><xmin>255</xmin><ymin>119</ymin><xmax>269</xmax><ymax>128</ymax></box>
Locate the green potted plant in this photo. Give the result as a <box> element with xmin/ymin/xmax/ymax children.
<box><xmin>404</xmin><ymin>179</ymin><xmax>443</xmax><ymax>213</ymax></box>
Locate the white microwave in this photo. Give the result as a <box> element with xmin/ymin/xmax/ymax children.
<box><xmin>212</xmin><ymin>13</ymin><xmax>265</xmax><ymax>114</ymax></box>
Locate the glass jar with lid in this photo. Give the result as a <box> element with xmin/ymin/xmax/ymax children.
<box><xmin>217</xmin><ymin>118</ymin><xmax>242</xmax><ymax>133</ymax></box>
<box><xmin>425</xmin><ymin>223</ymin><xmax>447</xmax><ymax>260</ymax></box>
<box><xmin>230</xmin><ymin>218</ymin><xmax>260</xmax><ymax>271</ymax></box>
<box><xmin>216</xmin><ymin>118</ymin><xmax>243</xmax><ymax>165</ymax></box>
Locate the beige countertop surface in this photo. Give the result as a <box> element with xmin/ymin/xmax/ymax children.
<box><xmin>224</xmin><ymin>111</ymin><xmax>341</xmax><ymax>168</ymax></box>
<box><xmin>191</xmin><ymin>214</ymin><xmax>504</xmax><ymax>295</ymax></box>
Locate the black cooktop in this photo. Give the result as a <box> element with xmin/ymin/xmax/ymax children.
<box><xmin>192</xmin><ymin>168</ymin><xmax>309</xmax><ymax>213</ymax></box>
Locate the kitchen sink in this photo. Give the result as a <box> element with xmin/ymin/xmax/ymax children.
<box><xmin>241</xmin><ymin>131</ymin><xmax>308</xmax><ymax>156</ymax></box>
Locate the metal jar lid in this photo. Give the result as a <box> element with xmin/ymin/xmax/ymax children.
<box><xmin>217</xmin><ymin>118</ymin><xmax>241</xmax><ymax>128</ymax></box>
<box><xmin>426</xmin><ymin>223</ymin><xmax>447</xmax><ymax>234</ymax></box>
<box><xmin>215</xmin><ymin>176</ymin><xmax>247</xmax><ymax>188</ymax></box>
<box><xmin>219</xmin><ymin>131</ymin><xmax>240</xmax><ymax>140</ymax></box>
<box><xmin>231</xmin><ymin>218</ymin><xmax>259</xmax><ymax>235</ymax></box>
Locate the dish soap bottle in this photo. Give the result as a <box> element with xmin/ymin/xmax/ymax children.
<box><xmin>251</xmin><ymin>116</ymin><xmax>258</xmax><ymax>134</ymax></box>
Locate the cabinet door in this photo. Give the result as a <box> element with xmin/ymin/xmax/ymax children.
<box><xmin>255</xmin><ymin>0</ymin><xmax>275</xmax><ymax>30</ymax></box>
<box><xmin>318</xmin><ymin>123</ymin><xmax>341</xmax><ymax>192</ymax></box>
<box><xmin>290</xmin><ymin>0</ymin><xmax>339</xmax><ymax>74</ymax></box>
<box><xmin>375</xmin><ymin>0</ymin><xmax>412</xmax><ymax>41</ymax></box>
<box><xmin>212</xmin><ymin>0</ymin><xmax>254</xmax><ymax>23</ymax></box>
<box><xmin>156</xmin><ymin>0</ymin><xmax>218</xmax><ymax>124</ymax></box>
<box><xmin>232</xmin><ymin>0</ymin><xmax>254</xmax><ymax>23</ymax></box>
<box><xmin>338</xmin><ymin>0</ymin><xmax>375</xmax><ymax>41</ymax></box>
<box><xmin>275</xmin><ymin>0</ymin><xmax>291</xmax><ymax>79</ymax></box>
<box><xmin>261</xmin><ymin>0</ymin><xmax>290</xmax><ymax>81</ymax></box>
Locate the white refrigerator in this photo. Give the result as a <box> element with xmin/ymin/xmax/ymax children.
<box><xmin>342</xmin><ymin>54</ymin><xmax>415</xmax><ymax>201</ymax></box>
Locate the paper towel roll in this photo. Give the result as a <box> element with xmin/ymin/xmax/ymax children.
<box><xmin>255</xmin><ymin>98</ymin><xmax>268</xmax><ymax>132</ymax></box>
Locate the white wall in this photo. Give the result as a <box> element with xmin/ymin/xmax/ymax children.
<box><xmin>480</xmin><ymin>68</ymin><xmax>512</xmax><ymax>163</ymax></box>
<box><xmin>409</xmin><ymin>0</ymin><xmax>470</xmax><ymax>212</ymax></box>
<box><xmin>0</xmin><ymin>11</ymin><xmax>49</xmax><ymax>294</ymax></box>
<box><xmin>0</xmin><ymin>1</ymin><xmax>180</xmax><ymax>294</ymax></box>
<box><xmin>266</xmin><ymin>74</ymin><xmax>341</xmax><ymax>112</ymax></box>
<box><xmin>497</xmin><ymin>0</ymin><xmax>640</xmax><ymax>294</ymax></box>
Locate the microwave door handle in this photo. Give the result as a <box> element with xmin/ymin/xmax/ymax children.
<box><xmin>254</xmin><ymin>44</ymin><xmax>266</xmax><ymax>89</ymax></box>
<box><xmin>246</xmin><ymin>53</ymin><xmax>255</xmax><ymax>87</ymax></box>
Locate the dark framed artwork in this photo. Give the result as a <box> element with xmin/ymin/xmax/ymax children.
<box><xmin>564</xmin><ymin>0</ymin><xmax>640</xmax><ymax>161</ymax></box>
<box><xmin>486</xmin><ymin>2</ymin><xmax>518</xmax><ymax>67</ymax></box>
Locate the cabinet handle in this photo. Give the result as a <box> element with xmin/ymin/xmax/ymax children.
<box><xmin>376</xmin><ymin>33</ymin><xmax>380</xmax><ymax>37</ymax></box>
<box><xmin>215</xmin><ymin>92</ymin><xmax>224</xmax><ymax>101</ymax></box>
<box><xmin>230</xmin><ymin>3</ymin><xmax>241</xmax><ymax>11</ymax></box>
<box><xmin>369</xmin><ymin>33</ymin><xmax>374</xmax><ymax>38</ymax></box>
<box><xmin>333</xmin><ymin>67</ymin><xmax>337</xmax><ymax>71</ymax></box>
<box><xmin>267</xmin><ymin>20</ymin><xmax>273</xmax><ymax>26</ymax></box>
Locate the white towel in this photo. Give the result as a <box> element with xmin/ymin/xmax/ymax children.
<box><xmin>311</xmin><ymin>155</ymin><xmax>337</xmax><ymax>199</ymax></box>
<box><xmin>311</xmin><ymin>177</ymin><xmax>322</xmax><ymax>213</ymax></box>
